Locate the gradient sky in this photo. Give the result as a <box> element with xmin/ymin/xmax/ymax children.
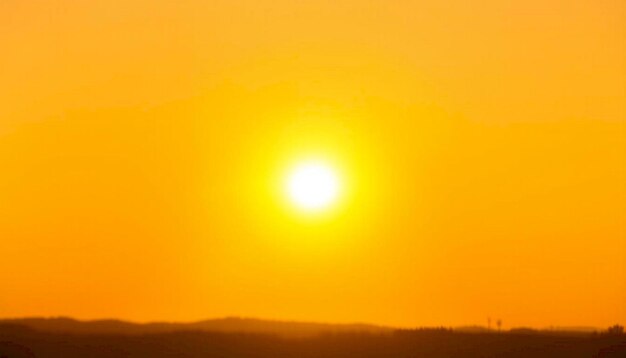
<box><xmin>1</xmin><ymin>0</ymin><xmax>624</xmax><ymax>328</ymax></box>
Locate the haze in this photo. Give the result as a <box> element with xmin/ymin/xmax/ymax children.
<box><xmin>0</xmin><ymin>0</ymin><xmax>624</xmax><ymax>329</ymax></box>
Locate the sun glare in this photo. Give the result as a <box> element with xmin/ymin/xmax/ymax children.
<box><xmin>286</xmin><ymin>161</ymin><xmax>340</xmax><ymax>212</ymax></box>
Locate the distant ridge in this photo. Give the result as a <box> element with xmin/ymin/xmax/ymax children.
<box><xmin>0</xmin><ymin>317</ymin><xmax>391</xmax><ymax>338</ymax></box>
<box><xmin>1</xmin><ymin>318</ymin><xmax>622</xmax><ymax>357</ymax></box>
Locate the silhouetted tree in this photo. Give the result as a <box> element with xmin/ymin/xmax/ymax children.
<box><xmin>496</xmin><ymin>319</ymin><xmax>502</xmax><ymax>332</ymax></box>
<box><xmin>607</xmin><ymin>324</ymin><xmax>624</xmax><ymax>335</ymax></box>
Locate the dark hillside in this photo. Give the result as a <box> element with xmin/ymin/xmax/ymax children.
<box><xmin>1</xmin><ymin>323</ymin><xmax>624</xmax><ymax>358</ymax></box>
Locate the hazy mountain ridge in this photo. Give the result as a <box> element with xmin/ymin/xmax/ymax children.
<box><xmin>1</xmin><ymin>317</ymin><xmax>610</xmax><ymax>338</ymax></box>
<box><xmin>0</xmin><ymin>317</ymin><xmax>391</xmax><ymax>338</ymax></box>
<box><xmin>0</xmin><ymin>320</ymin><xmax>624</xmax><ymax>358</ymax></box>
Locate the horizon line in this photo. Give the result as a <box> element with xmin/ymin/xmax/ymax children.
<box><xmin>1</xmin><ymin>315</ymin><xmax>613</xmax><ymax>332</ymax></box>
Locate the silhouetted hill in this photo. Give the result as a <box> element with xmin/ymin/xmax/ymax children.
<box><xmin>0</xmin><ymin>317</ymin><xmax>389</xmax><ymax>338</ymax></box>
<box><xmin>0</xmin><ymin>322</ymin><xmax>624</xmax><ymax>358</ymax></box>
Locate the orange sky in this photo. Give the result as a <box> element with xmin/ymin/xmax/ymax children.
<box><xmin>1</xmin><ymin>0</ymin><xmax>624</xmax><ymax>329</ymax></box>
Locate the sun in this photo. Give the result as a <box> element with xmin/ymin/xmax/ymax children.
<box><xmin>286</xmin><ymin>161</ymin><xmax>340</xmax><ymax>212</ymax></box>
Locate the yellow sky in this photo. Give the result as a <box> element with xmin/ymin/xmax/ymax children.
<box><xmin>1</xmin><ymin>0</ymin><xmax>624</xmax><ymax>328</ymax></box>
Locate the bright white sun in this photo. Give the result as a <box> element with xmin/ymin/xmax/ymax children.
<box><xmin>286</xmin><ymin>161</ymin><xmax>340</xmax><ymax>212</ymax></box>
